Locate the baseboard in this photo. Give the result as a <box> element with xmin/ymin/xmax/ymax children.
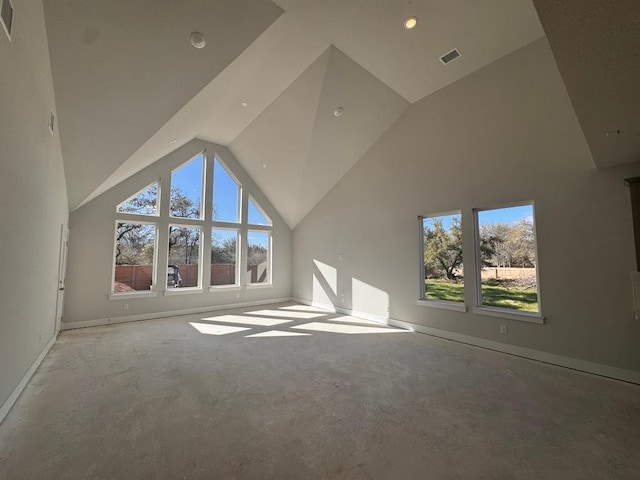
<box><xmin>0</xmin><ymin>335</ymin><xmax>57</xmax><ymax>425</ymax></box>
<box><xmin>61</xmin><ymin>297</ymin><xmax>293</xmax><ymax>331</ymax></box>
<box><xmin>293</xmin><ymin>298</ymin><xmax>640</xmax><ymax>385</ymax></box>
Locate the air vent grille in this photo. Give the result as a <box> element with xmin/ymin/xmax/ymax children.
<box><xmin>1</xmin><ymin>0</ymin><xmax>13</xmax><ymax>39</ymax></box>
<box><xmin>440</xmin><ymin>48</ymin><xmax>461</xmax><ymax>65</ymax></box>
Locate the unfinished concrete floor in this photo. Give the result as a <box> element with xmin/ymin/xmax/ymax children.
<box><xmin>1</xmin><ymin>302</ymin><xmax>639</xmax><ymax>479</ymax></box>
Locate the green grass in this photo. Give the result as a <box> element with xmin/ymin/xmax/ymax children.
<box><xmin>425</xmin><ymin>279</ymin><xmax>538</xmax><ymax>312</ymax></box>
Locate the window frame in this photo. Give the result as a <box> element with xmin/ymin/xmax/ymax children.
<box><xmin>246</xmin><ymin>228</ymin><xmax>272</xmax><ymax>287</ymax></box>
<box><xmin>210</xmin><ymin>227</ymin><xmax>241</xmax><ymax>290</ymax></box>
<box><xmin>166</xmin><ymin>223</ymin><xmax>204</xmax><ymax>292</ymax></box>
<box><xmin>417</xmin><ymin>211</ymin><xmax>467</xmax><ymax>312</ymax></box>
<box><xmin>110</xmin><ymin>219</ymin><xmax>158</xmax><ymax>296</ymax></box>
<box><xmin>116</xmin><ymin>180</ymin><xmax>161</xmax><ymax>217</ymax></box>
<box><xmin>472</xmin><ymin>201</ymin><xmax>543</xmax><ymax>321</ymax></box>
<box><xmin>212</xmin><ymin>157</ymin><xmax>243</xmax><ymax>224</ymax></box>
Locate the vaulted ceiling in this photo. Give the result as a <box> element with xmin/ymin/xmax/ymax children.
<box><xmin>46</xmin><ymin>0</ymin><xmax>549</xmax><ymax>227</ymax></box>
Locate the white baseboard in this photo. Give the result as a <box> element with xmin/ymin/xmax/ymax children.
<box><xmin>61</xmin><ymin>297</ymin><xmax>293</xmax><ymax>331</ymax></box>
<box><xmin>293</xmin><ymin>298</ymin><xmax>640</xmax><ymax>385</ymax></box>
<box><xmin>0</xmin><ymin>334</ymin><xmax>57</xmax><ymax>425</ymax></box>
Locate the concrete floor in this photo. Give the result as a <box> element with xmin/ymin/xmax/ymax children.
<box><xmin>1</xmin><ymin>303</ymin><xmax>639</xmax><ymax>479</ymax></box>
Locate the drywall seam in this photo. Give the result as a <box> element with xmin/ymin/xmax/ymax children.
<box><xmin>61</xmin><ymin>297</ymin><xmax>293</xmax><ymax>330</ymax></box>
<box><xmin>292</xmin><ymin>298</ymin><xmax>640</xmax><ymax>385</ymax></box>
<box><xmin>0</xmin><ymin>335</ymin><xmax>57</xmax><ymax>426</ymax></box>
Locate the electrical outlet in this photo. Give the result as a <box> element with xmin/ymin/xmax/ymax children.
<box><xmin>236</xmin><ymin>293</ymin><xmax>240</xmax><ymax>298</ymax></box>
<box><xmin>499</xmin><ymin>325</ymin><xmax>508</xmax><ymax>334</ymax></box>
<box><xmin>123</xmin><ymin>303</ymin><xmax>129</xmax><ymax>310</ymax></box>
<box><xmin>338</xmin><ymin>253</ymin><xmax>345</xmax><ymax>260</ymax></box>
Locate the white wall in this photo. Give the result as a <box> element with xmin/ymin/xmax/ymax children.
<box><xmin>293</xmin><ymin>38</ymin><xmax>640</xmax><ymax>373</ymax></box>
<box><xmin>0</xmin><ymin>0</ymin><xmax>68</xmax><ymax>409</ymax></box>
<box><xmin>64</xmin><ymin>140</ymin><xmax>292</xmax><ymax>325</ymax></box>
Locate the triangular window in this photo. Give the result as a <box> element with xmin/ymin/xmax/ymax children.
<box><xmin>213</xmin><ymin>159</ymin><xmax>241</xmax><ymax>223</ymax></box>
<box><xmin>117</xmin><ymin>182</ymin><xmax>158</xmax><ymax>215</ymax></box>
<box><xmin>248</xmin><ymin>197</ymin><xmax>272</xmax><ymax>226</ymax></box>
<box><xmin>170</xmin><ymin>153</ymin><xmax>204</xmax><ymax>219</ymax></box>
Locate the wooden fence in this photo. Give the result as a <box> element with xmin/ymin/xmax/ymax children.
<box><xmin>115</xmin><ymin>264</ymin><xmax>238</xmax><ymax>290</ymax></box>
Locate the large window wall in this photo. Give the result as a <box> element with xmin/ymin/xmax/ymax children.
<box><xmin>111</xmin><ymin>151</ymin><xmax>272</xmax><ymax>297</ymax></box>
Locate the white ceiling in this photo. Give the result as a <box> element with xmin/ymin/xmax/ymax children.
<box><xmin>533</xmin><ymin>0</ymin><xmax>640</xmax><ymax>168</ymax></box>
<box><xmin>46</xmin><ymin>0</ymin><xmax>547</xmax><ymax>225</ymax></box>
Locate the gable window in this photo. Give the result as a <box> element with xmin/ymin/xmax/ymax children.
<box><xmin>247</xmin><ymin>230</ymin><xmax>270</xmax><ymax>285</ymax></box>
<box><xmin>113</xmin><ymin>222</ymin><xmax>156</xmax><ymax>293</ymax></box>
<box><xmin>168</xmin><ymin>225</ymin><xmax>201</xmax><ymax>289</ymax></box>
<box><xmin>117</xmin><ymin>182</ymin><xmax>159</xmax><ymax>216</ymax></box>
<box><xmin>211</xmin><ymin>228</ymin><xmax>239</xmax><ymax>287</ymax></box>
<box><xmin>170</xmin><ymin>153</ymin><xmax>204</xmax><ymax>219</ymax></box>
<box><xmin>248</xmin><ymin>196</ymin><xmax>272</xmax><ymax>226</ymax></box>
<box><xmin>213</xmin><ymin>158</ymin><xmax>241</xmax><ymax>223</ymax></box>
<box><xmin>420</xmin><ymin>212</ymin><xmax>464</xmax><ymax>304</ymax></box>
<box><xmin>475</xmin><ymin>203</ymin><xmax>539</xmax><ymax>314</ymax></box>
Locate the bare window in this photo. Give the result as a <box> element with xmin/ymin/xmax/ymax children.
<box><xmin>421</xmin><ymin>213</ymin><xmax>464</xmax><ymax>303</ymax></box>
<box><xmin>248</xmin><ymin>197</ymin><xmax>272</xmax><ymax>226</ymax></box>
<box><xmin>170</xmin><ymin>153</ymin><xmax>204</xmax><ymax>219</ymax></box>
<box><xmin>211</xmin><ymin>229</ymin><xmax>238</xmax><ymax>286</ymax></box>
<box><xmin>113</xmin><ymin>223</ymin><xmax>156</xmax><ymax>293</ymax></box>
<box><xmin>168</xmin><ymin>225</ymin><xmax>201</xmax><ymax>288</ymax></box>
<box><xmin>476</xmin><ymin>204</ymin><xmax>539</xmax><ymax>313</ymax></box>
<box><xmin>247</xmin><ymin>230</ymin><xmax>270</xmax><ymax>284</ymax></box>
<box><xmin>213</xmin><ymin>159</ymin><xmax>241</xmax><ymax>223</ymax></box>
<box><xmin>117</xmin><ymin>182</ymin><xmax>159</xmax><ymax>216</ymax></box>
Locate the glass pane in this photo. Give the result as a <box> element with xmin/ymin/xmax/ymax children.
<box><xmin>168</xmin><ymin>225</ymin><xmax>201</xmax><ymax>288</ymax></box>
<box><xmin>247</xmin><ymin>230</ymin><xmax>270</xmax><ymax>284</ymax></box>
<box><xmin>477</xmin><ymin>205</ymin><xmax>538</xmax><ymax>312</ymax></box>
<box><xmin>113</xmin><ymin>223</ymin><xmax>155</xmax><ymax>292</ymax></box>
<box><xmin>211</xmin><ymin>229</ymin><xmax>238</xmax><ymax>286</ymax></box>
<box><xmin>248</xmin><ymin>197</ymin><xmax>271</xmax><ymax>226</ymax></box>
<box><xmin>422</xmin><ymin>213</ymin><xmax>464</xmax><ymax>302</ymax></box>
<box><xmin>170</xmin><ymin>153</ymin><xmax>204</xmax><ymax>219</ymax></box>
<box><xmin>117</xmin><ymin>182</ymin><xmax>158</xmax><ymax>215</ymax></box>
<box><xmin>213</xmin><ymin>159</ymin><xmax>240</xmax><ymax>223</ymax></box>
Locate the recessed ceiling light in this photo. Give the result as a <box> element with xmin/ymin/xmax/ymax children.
<box><xmin>260</xmin><ymin>161</ymin><xmax>267</xmax><ymax>168</ymax></box>
<box><xmin>404</xmin><ymin>16</ymin><xmax>418</xmax><ymax>30</ymax></box>
<box><xmin>190</xmin><ymin>31</ymin><xmax>206</xmax><ymax>49</ymax></box>
<box><xmin>241</xmin><ymin>102</ymin><xmax>248</xmax><ymax>108</ymax></box>
<box><xmin>333</xmin><ymin>107</ymin><xmax>344</xmax><ymax>117</ymax></box>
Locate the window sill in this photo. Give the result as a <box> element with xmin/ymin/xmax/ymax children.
<box><xmin>246</xmin><ymin>283</ymin><xmax>272</xmax><ymax>289</ymax></box>
<box><xmin>417</xmin><ymin>299</ymin><xmax>467</xmax><ymax>312</ymax></box>
<box><xmin>108</xmin><ymin>291</ymin><xmax>158</xmax><ymax>300</ymax></box>
<box><xmin>163</xmin><ymin>287</ymin><xmax>203</xmax><ymax>296</ymax></box>
<box><xmin>208</xmin><ymin>285</ymin><xmax>241</xmax><ymax>292</ymax></box>
<box><xmin>472</xmin><ymin>307</ymin><xmax>544</xmax><ymax>324</ymax></box>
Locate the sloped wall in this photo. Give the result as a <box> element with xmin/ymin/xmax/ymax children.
<box><xmin>0</xmin><ymin>0</ymin><xmax>68</xmax><ymax>412</ymax></box>
<box><xmin>64</xmin><ymin>140</ymin><xmax>291</xmax><ymax>325</ymax></box>
<box><xmin>293</xmin><ymin>38</ymin><xmax>640</xmax><ymax>373</ymax></box>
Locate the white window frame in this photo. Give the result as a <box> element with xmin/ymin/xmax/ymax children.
<box><xmin>210</xmin><ymin>227</ymin><xmax>241</xmax><ymax>290</ymax></box>
<box><xmin>417</xmin><ymin>211</ymin><xmax>467</xmax><ymax>312</ymax></box>
<box><xmin>167</xmin><ymin>223</ymin><xmax>204</xmax><ymax>293</ymax></box>
<box><xmin>110</xmin><ymin>219</ymin><xmax>158</xmax><ymax>297</ymax></box>
<box><xmin>169</xmin><ymin>152</ymin><xmax>206</xmax><ymax>221</ymax></box>
<box><xmin>116</xmin><ymin>180</ymin><xmax>161</xmax><ymax>217</ymax></box>
<box><xmin>212</xmin><ymin>157</ymin><xmax>243</xmax><ymax>224</ymax></box>
<box><xmin>472</xmin><ymin>201</ymin><xmax>544</xmax><ymax>323</ymax></box>
<box><xmin>246</xmin><ymin>228</ymin><xmax>272</xmax><ymax>287</ymax></box>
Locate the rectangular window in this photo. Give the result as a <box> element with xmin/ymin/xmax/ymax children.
<box><xmin>247</xmin><ymin>230</ymin><xmax>270</xmax><ymax>284</ymax></box>
<box><xmin>113</xmin><ymin>223</ymin><xmax>156</xmax><ymax>293</ymax></box>
<box><xmin>211</xmin><ymin>229</ymin><xmax>238</xmax><ymax>286</ymax></box>
<box><xmin>475</xmin><ymin>204</ymin><xmax>539</xmax><ymax>313</ymax></box>
<box><xmin>168</xmin><ymin>225</ymin><xmax>201</xmax><ymax>288</ymax></box>
<box><xmin>421</xmin><ymin>212</ymin><xmax>464</xmax><ymax>303</ymax></box>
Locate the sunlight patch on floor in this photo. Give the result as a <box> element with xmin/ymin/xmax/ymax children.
<box><xmin>189</xmin><ymin>322</ymin><xmax>250</xmax><ymax>336</ymax></box>
<box><xmin>201</xmin><ymin>315</ymin><xmax>292</xmax><ymax>327</ymax></box>
<box><xmin>277</xmin><ymin>305</ymin><xmax>328</xmax><ymax>313</ymax></box>
<box><xmin>244</xmin><ymin>309</ymin><xmax>326</xmax><ymax>319</ymax></box>
<box><xmin>246</xmin><ymin>330</ymin><xmax>312</xmax><ymax>338</ymax></box>
<box><xmin>326</xmin><ymin>316</ymin><xmax>384</xmax><ymax>326</ymax></box>
<box><xmin>292</xmin><ymin>322</ymin><xmax>408</xmax><ymax>335</ymax></box>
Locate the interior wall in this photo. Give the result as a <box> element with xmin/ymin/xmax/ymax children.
<box><xmin>64</xmin><ymin>140</ymin><xmax>291</xmax><ymax>325</ymax></box>
<box><xmin>293</xmin><ymin>38</ymin><xmax>640</xmax><ymax>373</ymax></box>
<box><xmin>0</xmin><ymin>0</ymin><xmax>69</xmax><ymax>408</ymax></box>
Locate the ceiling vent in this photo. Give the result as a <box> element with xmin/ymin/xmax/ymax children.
<box><xmin>0</xmin><ymin>0</ymin><xmax>13</xmax><ymax>39</ymax></box>
<box><xmin>440</xmin><ymin>48</ymin><xmax>461</xmax><ymax>65</ymax></box>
